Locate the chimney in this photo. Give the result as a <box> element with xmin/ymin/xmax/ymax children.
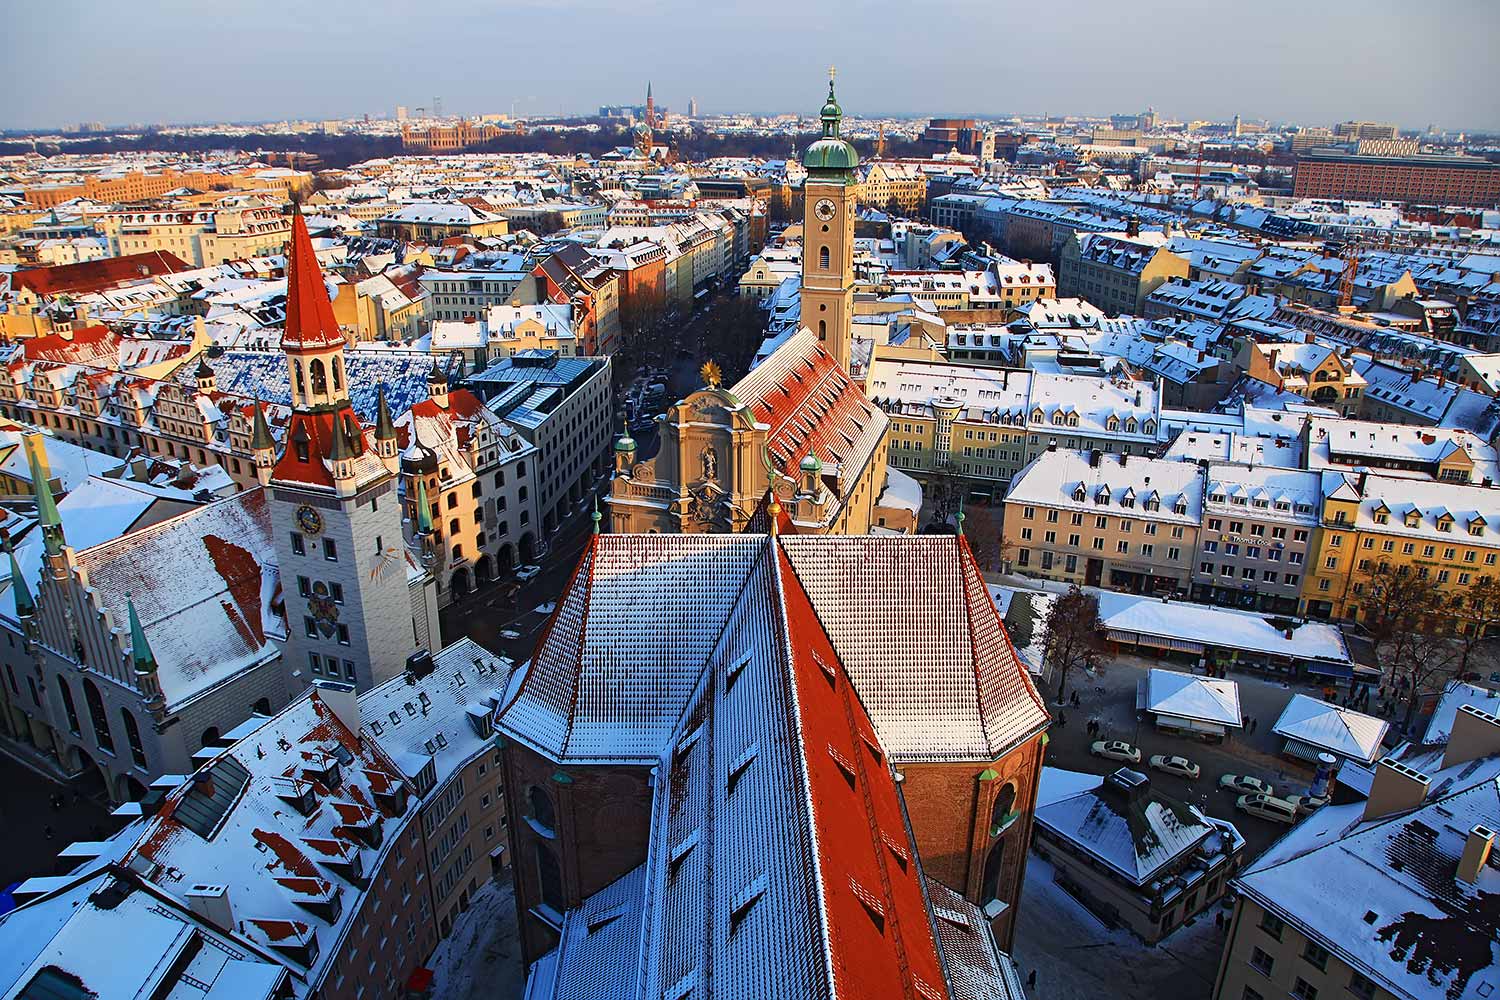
<box><xmin>185</xmin><ymin>883</ymin><xmax>233</xmax><ymax>929</ymax></box>
<box><xmin>1442</xmin><ymin>705</ymin><xmax>1500</xmax><ymax>771</ymax></box>
<box><xmin>1089</xmin><ymin>449</ymin><xmax>1101</xmax><ymax>468</ymax></box>
<box><xmin>1363</xmin><ymin>759</ymin><xmax>1430</xmax><ymax>822</ymax></box>
<box><xmin>313</xmin><ymin>679</ymin><xmax>359</xmax><ymax>737</ymax></box>
<box><xmin>1458</xmin><ymin>825</ymin><xmax>1495</xmax><ymax>884</ymax></box>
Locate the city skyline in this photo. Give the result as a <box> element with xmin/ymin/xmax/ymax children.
<box><xmin>7</xmin><ymin>0</ymin><xmax>1500</xmax><ymax>132</ymax></box>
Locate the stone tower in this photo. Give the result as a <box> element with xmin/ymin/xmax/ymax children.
<box><xmin>269</xmin><ymin>211</ymin><xmax>430</xmax><ymax>694</ymax></box>
<box><xmin>800</xmin><ymin>69</ymin><xmax>859</xmax><ymax>373</ymax></box>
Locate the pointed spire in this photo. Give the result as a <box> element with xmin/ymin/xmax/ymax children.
<box><xmin>955</xmin><ymin>493</ymin><xmax>966</xmax><ymax>537</ymax></box>
<box><xmin>7</xmin><ymin>540</ymin><xmax>33</xmax><ymax>618</ymax></box>
<box><xmin>127</xmin><ymin>596</ymin><xmax>157</xmax><ymax>676</ymax></box>
<box><xmin>374</xmin><ymin>386</ymin><xmax>397</xmax><ymax>441</ymax></box>
<box><xmin>328</xmin><ymin>412</ymin><xmax>356</xmax><ymax>464</ymax></box>
<box><xmin>415</xmin><ymin>475</ymin><xmax>433</xmax><ymax>533</ymax></box>
<box><xmin>25</xmin><ymin>436</ymin><xmax>63</xmax><ymax>556</ymax></box>
<box><xmin>282</xmin><ymin>211</ymin><xmax>344</xmax><ymax>352</ymax></box>
<box><xmin>249</xmin><ymin>395</ymin><xmax>274</xmax><ymax>450</ymax></box>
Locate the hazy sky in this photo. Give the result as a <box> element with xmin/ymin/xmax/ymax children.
<box><xmin>6</xmin><ymin>0</ymin><xmax>1499</xmax><ymax>131</ymax></box>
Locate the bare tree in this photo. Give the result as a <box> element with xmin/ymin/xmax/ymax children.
<box><xmin>1042</xmin><ymin>585</ymin><xmax>1107</xmax><ymax>705</ymax></box>
<box><xmin>925</xmin><ymin>461</ymin><xmax>967</xmax><ymax>527</ymax></box>
<box><xmin>1357</xmin><ymin>564</ymin><xmax>1462</xmax><ymax>733</ymax></box>
<box><xmin>1456</xmin><ymin>574</ymin><xmax>1500</xmax><ymax>678</ymax></box>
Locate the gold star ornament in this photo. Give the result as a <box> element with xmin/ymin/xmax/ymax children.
<box><xmin>700</xmin><ymin>359</ymin><xmax>723</xmax><ymax>388</ymax></box>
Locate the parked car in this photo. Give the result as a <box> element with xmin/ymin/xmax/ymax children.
<box><xmin>1089</xmin><ymin>740</ymin><xmax>1142</xmax><ymax>764</ymax></box>
<box><xmin>499</xmin><ymin>628</ymin><xmax>523</xmax><ymax>640</ymax></box>
<box><xmin>1219</xmin><ymin>774</ymin><xmax>1275</xmax><ymax>797</ymax></box>
<box><xmin>1149</xmin><ymin>754</ymin><xmax>1201</xmax><ymax>780</ymax></box>
<box><xmin>515</xmin><ymin>565</ymin><xmax>543</xmax><ymax>582</ymax></box>
<box><xmin>1235</xmin><ymin>793</ymin><xmax>1299</xmax><ymax>825</ymax></box>
<box><xmin>1286</xmin><ymin>794</ymin><xmax>1329</xmax><ymax>815</ymax></box>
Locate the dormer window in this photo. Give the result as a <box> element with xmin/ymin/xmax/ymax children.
<box><xmin>1073</xmin><ymin>484</ymin><xmax>1087</xmax><ymax>502</ymax></box>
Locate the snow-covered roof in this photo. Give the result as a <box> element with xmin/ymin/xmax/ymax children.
<box><xmin>1422</xmin><ymin>681</ymin><xmax>1500</xmax><ymax>746</ymax></box>
<box><xmin>1271</xmin><ymin>694</ymin><xmax>1389</xmax><ymax>764</ymax></box>
<box><xmin>1098</xmin><ymin>591</ymin><xmax>1350</xmax><ymax>663</ymax></box>
<box><xmin>498</xmin><ymin>533</ymin><xmax>1049</xmax><ymax>766</ymax></box>
<box><xmin>1144</xmin><ymin>668</ymin><xmax>1242</xmax><ymax>727</ymax></box>
<box><xmin>877</xmin><ymin>466</ymin><xmax>923</xmax><ymax>513</ymax></box>
<box><xmin>1034</xmin><ymin>767</ymin><xmax>1226</xmax><ymax>886</ymax></box>
<box><xmin>1236</xmin><ymin>753</ymin><xmax>1500</xmax><ymax>1000</ymax></box>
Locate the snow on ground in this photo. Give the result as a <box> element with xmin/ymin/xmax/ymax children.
<box><xmin>1011</xmin><ymin>853</ymin><xmax>1227</xmax><ymax>1000</ymax></box>
<box><xmin>428</xmin><ymin>879</ymin><xmax>526</xmax><ymax>1000</ymax></box>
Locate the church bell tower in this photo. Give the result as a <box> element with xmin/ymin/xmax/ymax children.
<box><xmin>800</xmin><ymin>68</ymin><xmax>859</xmax><ymax>373</ymax></box>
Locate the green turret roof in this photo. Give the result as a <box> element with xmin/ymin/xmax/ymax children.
<box><xmin>802</xmin><ymin>73</ymin><xmax>858</xmax><ymax>174</ymax></box>
<box><xmin>127</xmin><ymin>597</ymin><xmax>157</xmax><ymax>675</ymax></box>
<box><xmin>374</xmin><ymin>386</ymin><xmax>397</xmax><ymax>441</ymax></box>
<box><xmin>8</xmin><ymin>544</ymin><xmax>33</xmax><ymax>617</ymax></box>
<box><xmin>26</xmin><ymin>439</ymin><xmax>64</xmax><ymax>556</ymax></box>
<box><xmin>249</xmin><ymin>397</ymin><xmax>275</xmax><ymax>451</ymax></box>
<box><xmin>415</xmin><ymin>475</ymin><xmax>433</xmax><ymax>533</ymax></box>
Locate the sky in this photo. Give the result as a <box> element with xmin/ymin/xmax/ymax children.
<box><xmin>6</xmin><ymin>0</ymin><xmax>1500</xmax><ymax>132</ymax></box>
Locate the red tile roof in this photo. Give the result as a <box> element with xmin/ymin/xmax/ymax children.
<box><xmin>281</xmin><ymin>213</ymin><xmax>344</xmax><ymax>353</ymax></box>
<box><xmin>17</xmin><ymin>324</ymin><xmax>120</xmax><ymax>366</ymax></box>
<box><xmin>12</xmin><ymin>251</ymin><xmax>192</xmax><ymax>297</ymax></box>
<box><xmin>778</xmin><ymin>545</ymin><xmax>950</xmax><ymax>999</ymax></box>
<box><xmin>272</xmin><ymin>407</ymin><xmax>368</xmax><ymax>487</ymax></box>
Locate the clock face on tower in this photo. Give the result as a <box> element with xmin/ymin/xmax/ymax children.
<box><xmin>296</xmin><ymin>504</ymin><xmax>323</xmax><ymax>536</ymax></box>
<box><xmin>813</xmin><ymin>198</ymin><xmax>837</xmax><ymax>221</ymax></box>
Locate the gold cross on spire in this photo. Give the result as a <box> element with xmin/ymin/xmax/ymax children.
<box><xmin>829</xmin><ymin>65</ymin><xmax>836</xmax><ymax>82</ymax></box>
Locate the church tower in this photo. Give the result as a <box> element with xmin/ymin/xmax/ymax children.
<box><xmin>269</xmin><ymin>211</ymin><xmax>434</xmax><ymax>694</ymax></box>
<box><xmin>800</xmin><ymin>69</ymin><xmax>859</xmax><ymax>373</ymax></box>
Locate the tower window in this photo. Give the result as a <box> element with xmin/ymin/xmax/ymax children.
<box><xmin>323</xmin><ymin>538</ymin><xmax>338</xmax><ymax>561</ymax></box>
<box><xmin>819</xmin><ymin>245</ymin><xmax>830</xmax><ymax>270</ymax></box>
<box><xmin>309</xmin><ymin>359</ymin><xmax>328</xmax><ymax>396</ymax></box>
<box><xmin>818</xmin><ymin>320</ymin><xmax>826</xmax><ymax>340</ymax></box>
<box><xmin>291</xmin><ymin>533</ymin><xmax>305</xmax><ymax>555</ymax></box>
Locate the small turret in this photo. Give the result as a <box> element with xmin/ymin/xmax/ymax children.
<box><xmin>127</xmin><ymin>596</ymin><xmax>166</xmax><ymax>722</ymax></box>
<box><xmin>614</xmin><ymin>429</ymin><xmax>637</xmax><ymax>475</ymax></box>
<box><xmin>328</xmin><ymin>412</ymin><xmax>360</xmax><ymax>492</ymax></box>
<box><xmin>374</xmin><ymin>386</ymin><xmax>400</xmax><ymax>472</ymax></box>
<box><xmin>25</xmin><ymin>435</ymin><xmax>65</xmax><ymax>562</ymax></box>
<box><xmin>249</xmin><ymin>397</ymin><xmax>276</xmax><ymax>485</ymax></box>
<box><xmin>194</xmin><ymin>356</ymin><xmax>216</xmax><ymax>395</ymax></box>
<box><xmin>428</xmin><ymin>360</ymin><xmax>449</xmax><ymax>409</ymax></box>
<box><xmin>7</xmin><ymin>539</ymin><xmax>33</xmax><ymax>621</ymax></box>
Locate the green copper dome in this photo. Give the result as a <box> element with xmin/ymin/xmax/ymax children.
<box><xmin>615</xmin><ymin>432</ymin><xmax>637</xmax><ymax>452</ymax></box>
<box><xmin>802</xmin><ymin>74</ymin><xmax>858</xmax><ymax>174</ymax></box>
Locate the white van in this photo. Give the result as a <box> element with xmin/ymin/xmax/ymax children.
<box><xmin>1235</xmin><ymin>792</ymin><xmax>1298</xmax><ymax>825</ymax></box>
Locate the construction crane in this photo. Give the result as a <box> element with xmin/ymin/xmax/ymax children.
<box><xmin>1337</xmin><ymin>241</ymin><xmax>1360</xmax><ymax>311</ymax></box>
<box><xmin>1192</xmin><ymin>142</ymin><xmax>1205</xmax><ymax>199</ymax></box>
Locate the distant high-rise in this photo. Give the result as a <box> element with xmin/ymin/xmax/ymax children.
<box><xmin>395</xmin><ymin>105</ymin><xmax>408</xmax><ymax>122</ymax></box>
<box><xmin>1334</xmin><ymin>119</ymin><xmax>1399</xmax><ymax>141</ymax></box>
<box><xmin>687</xmin><ymin>96</ymin><xmax>698</xmax><ymax>117</ymax></box>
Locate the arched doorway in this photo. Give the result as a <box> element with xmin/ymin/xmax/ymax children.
<box><xmin>475</xmin><ymin>555</ymin><xmax>493</xmax><ymax>584</ymax></box>
<box><xmin>497</xmin><ymin>544</ymin><xmax>515</xmax><ymax>573</ymax></box>
<box><xmin>450</xmin><ymin>567</ymin><xmax>473</xmax><ymax>596</ymax></box>
<box><xmin>70</xmin><ymin>746</ymin><xmax>109</xmax><ymax>802</ymax></box>
<box><xmin>981</xmin><ymin>837</ymin><xmax>1008</xmax><ymax>904</ymax></box>
<box><xmin>519</xmin><ymin>533</ymin><xmax>536</xmax><ymax>564</ymax></box>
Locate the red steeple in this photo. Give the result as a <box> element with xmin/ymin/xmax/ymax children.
<box><xmin>282</xmin><ymin>211</ymin><xmax>344</xmax><ymax>353</ymax></box>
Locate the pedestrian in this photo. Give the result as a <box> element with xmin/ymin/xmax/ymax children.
<box><xmin>1057</xmin><ymin>711</ymin><xmax>1067</xmax><ymax>728</ymax></box>
<box><xmin>42</xmin><ymin>825</ymin><xmax>54</xmax><ymax>841</ymax></box>
<box><xmin>1026</xmin><ymin>970</ymin><xmax>1037</xmax><ymax>990</ymax></box>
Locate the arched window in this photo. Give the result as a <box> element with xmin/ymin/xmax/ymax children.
<box><xmin>83</xmin><ymin>679</ymin><xmax>113</xmax><ymax>753</ymax></box>
<box><xmin>253</xmin><ymin>697</ymin><xmax>272</xmax><ymax>715</ymax></box>
<box><xmin>308</xmin><ymin>359</ymin><xmax>328</xmax><ymax>396</ymax></box>
<box><xmin>981</xmin><ymin>838</ymin><xmax>1007</xmax><ymax>903</ymax></box>
<box><xmin>819</xmin><ymin>245</ymin><xmax>830</xmax><ymax>270</ymax></box>
<box><xmin>122</xmin><ymin>710</ymin><xmax>148</xmax><ymax>768</ymax></box>
<box><xmin>57</xmin><ymin>679</ymin><xmax>81</xmax><ymax>735</ymax></box>
<box><xmin>818</xmin><ymin>320</ymin><xmax>827</xmax><ymax>341</ymax></box>
<box><xmin>528</xmin><ymin>785</ymin><xmax>556</xmax><ymax>836</ymax></box>
<box><xmin>535</xmin><ymin>842</ymin><xmax>564</xmax><ymax>911</ymax></box>
<box><xmin>294</xmin><ymin>360</ymin><xmax>306</xmax><ymax>395</ymax></box>
<box><xmin>991</xmin><ymin>782</ymin><xmax>1017</xmax><ymax>833</ymax></box>
<box><xmin>333</xmin><ymin>356</ymin><xmax>344</xmax><ymax>392</ymax></box>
